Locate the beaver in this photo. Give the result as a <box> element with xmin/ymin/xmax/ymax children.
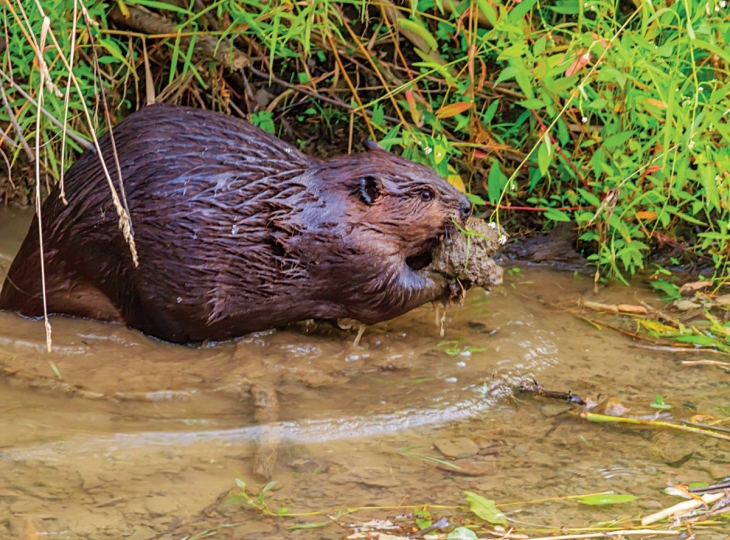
<box><xmin>0</xmin><ymin>104</ymin><xmax>472</xmax><ymax>344</ymax></box>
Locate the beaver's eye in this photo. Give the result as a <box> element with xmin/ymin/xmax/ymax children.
<box><xmin>420</xmin><ymin>189</ymin><xmax>435</xmax><ymax>202</ymax></box>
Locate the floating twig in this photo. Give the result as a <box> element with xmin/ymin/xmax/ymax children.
<box><xmin>524</xmin><ymin>530</ymin><xmax>680</xmax><ymax>540</ymax></box>
<box><xmin>583</xmin><ymin>412</ymin><xmax>730</xmax><ymax>442</ymax></box>
<box><xmin>641</xmin><ymin>492</ymin><xmax>725</xmax><ymax>526</ymax></box>
<box><xmin>682</xmin><ymin>359</ymin><xmax>730</xmax><ymax>366</ymax></box>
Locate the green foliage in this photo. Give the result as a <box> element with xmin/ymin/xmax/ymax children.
<box><xmin>463</xmin><ymin>491</ymin><xmax>507</xmax><ymax>525</ymax></box>
<box><xmin>250</xmin><ymin>110</ymin><xmax>275</xmax><ymax>133</ymax></box>
<box><xmin>639</xmin><ymin>310</ymin><xmax>730</xmax><ymax>353</ymax></box>
<box><xmin>2</xmin><ymin>0</ymin><xmax>729</xmax><ymax>285</ymax></box>
<box><xmin>437</xmin><ymin>340</ymin><xmax>487</xmax><ymax>356</ymax></box>
<box><xmin>415</xmin><ymin>508</ymin><xmax>433</xmax><ymax>529</ymax></box>
<box><xmin>651</xmin><ymin>395</ymin><xmax>672</xmax><ymax>410</ymax></box>
<box><xmin>576</xmin><ymin>493</ymin><xmax>638</xmax><ymax>506</ymax></box>
<box><xmin>1</xmin><ymin>0</ymin><xmax>128</xmax><ymax>169</ymax></box>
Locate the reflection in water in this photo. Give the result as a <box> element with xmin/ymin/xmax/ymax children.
<box><xmin>0</xmin><ymin>208</ymin><xmax>725</xmax><ymax>538</ymax></box>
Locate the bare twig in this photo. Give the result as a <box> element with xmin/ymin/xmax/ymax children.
<box><xmin>632</xmin><ymin>344</ymin><xmax>724</xmax><ymax>354</ymax></box>
<box><xmin>0</xmin><ymin>145</ymin><xmax>14</xmax><ymax>188</ymax></box>
<box><xmin>109</xmin><ymin>3</ymin><xmax>249</xmax><ymax>70</ymax></box>
<box><xmin>642</xmin><ymin>492</ymin><xmax>724</xmax><ymax>526</ymax></box>
<box><xmin>0</xmin><ymin>74</ymin><xmax>34</xmax><ymax>161</ymax></box>
<box><xmin>525</xmin><ymin>531</ymin><xmax>679</xmax><ymax>540</ymax></box>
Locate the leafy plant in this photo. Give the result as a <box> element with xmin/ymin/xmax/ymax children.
<box><xmin>2</xmin><ymin>0</ymin><xmax>729</xmax><ymax>286</ymax></box>
<box><xmin>463</xmin><ymin>491</ymin><xmax>507</xmax><ymax>526</ymax></box>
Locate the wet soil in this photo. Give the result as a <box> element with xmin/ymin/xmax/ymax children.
<box><xmin>1</xmin><ymin>208</ymin><xmax>729</xmax><ymax>539</ymax></box>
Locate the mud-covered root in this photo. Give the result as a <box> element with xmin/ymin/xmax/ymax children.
<box><xmin>430</xmin><ymin>216</ymin><xmax>507</xmax><ymax>290</ymax></box>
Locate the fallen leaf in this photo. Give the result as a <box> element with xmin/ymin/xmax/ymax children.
<box><xmin>674</xmin><ymin>299</ymin><xmax>701</xmax><ymax>311</ymax></box>
<box><xmin>583</xmin><ymin>300</ymin><xmax>618</xmax><ymax>313</ymax></box>
<box><xmin>616</xmin><ymin>304</ymin><xmax>649</xmax><ymax>314</ymax></box>
<box><xmin>592</xmin><ymin>397</ymin><xmax>630</xmax><ymax>417</ymax></box>
<box><xmin>679</xmin><ymin>281</ymin><xmax>712</xmax><ymax>294</ymax></box>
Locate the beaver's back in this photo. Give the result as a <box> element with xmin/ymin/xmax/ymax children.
<box><xmin>0</xmin><ymin>105</ymin><xmax>315</xmax><ymax>341</ymax></box>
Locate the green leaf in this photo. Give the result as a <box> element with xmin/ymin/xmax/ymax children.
<box><xmin>399</xmin><ymin>18</ymin><xmax>438</xmax><ymax>51</ymax></box>
<box><xmin>507</xmin><ymin>0</ymin><xmax>538</xmax><ymax>23</ymax></box>
<box><xmin>371</xmin><ymin>103</ymin><xmax>385</xmax><ymax>126</ymax></box>
<box><xmin>577</xmin><ymin>188</ymin><xmax>601</xmax><ymax>207</ymax></box>
<box><xmin>651</xmin><ymin>395</ymin><xmax>672</xmax><ymax>410</ymax></box>
<box><xmin>487</xmin><ymin>160</ymin><xmax>507</xmax><ymax>203</ymax></box>
<box><xmin>468</xmin><ymin>193</ymin><xmax>487</xmax><ymax>206</ymax></box>
<box><xmin>463</xmin><ymin>491</ymin><xmax>507</xmax><ymax>525</ymax></box>
<box><xmin>674</xmin><ymin>335</ymin><xmax>720</xmax><ymax>347</ymax></box>
<box><xmin>126</xmin><ymin>0</ymin><xmax>192</xmax><ymax>14</ymax></box>
<box><xmin>603</xmin><ymin>131</ymin><xmax>634</xmax><ymax>152</ymax></box>
<box><xmin>261</xmin><ymin>480</ymin><xmax>278</xmax><ymax>494</ymax></box>
<box><xmin>251</xmin><ymin>111</ymin><xmax>275</xmax><ymax>134</ymax></box>
<box><xmin>666</xmin><ymin>208</ymin><xmax>707</xmax><ymax>226</ymax></box>
<box><xmin>651</xmin><ymin>279</ymin><xmax>681</xmax><ymax>300</ymax></box>
<box><xmin>577</xmin><ymin>493</ymin><xmax>638</xmax><ymax>506</ymax></box>
<box><xmin>517</xmin><ymin>98</ymin><xmax>546</xmax><ymax>110</ymax></box>
<box><xmin>98</xmin><ymin>38</ymin><xmax>134</xmax><ymax>73</ymax></box>
<box><xmin>544</xmin><ymin>208</ymin><xmax>571</xmax><ymax>222</ymax></box>
<box><xmin>476</xmin><ymin>0</ymin><xmax>498</xmax><ymax>26</ymax></box>
<box><xmin>448</xmin><ymin>527</ymin><xmax>479</xmax><ymax>540</ymax></box>
<box><xmin>538</xmin><ymin>138</ymin><xmax>551</xmax><ymax>175</ymax></box>
<box><xmin>415</xmin><ymin>509</ymin><xmax>432</xmax><ymax>529</ymax></box>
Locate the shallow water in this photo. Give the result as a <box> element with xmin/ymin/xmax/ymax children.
<box><xmin>0</xmin><ymin>208</ymin><xmax>728</xmax><ymax>539</ymax></box>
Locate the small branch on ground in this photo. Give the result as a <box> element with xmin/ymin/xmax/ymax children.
<box><xmin>109</xmin><ymin>4</ymin><xmax>250</xmax><ymax>71</ymax></box>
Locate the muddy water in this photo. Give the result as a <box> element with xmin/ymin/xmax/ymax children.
<box><xmin>0</xmin><ymin>208</ymin><xmax>728</xmax><ymax>540</ymax></box>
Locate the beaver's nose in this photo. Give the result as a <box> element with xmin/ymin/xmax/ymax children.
<box><xmin>459</xmin><ymin>198</ymin><xmax>472</xmax><ymax>219</ymax></box>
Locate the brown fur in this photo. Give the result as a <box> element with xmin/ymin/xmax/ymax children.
<box><xmin>0</xmin><ymin>104</ymin><xmax>471</xmax><ymax>343</ymax></box>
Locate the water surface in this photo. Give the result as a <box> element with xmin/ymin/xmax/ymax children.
<box><xmin>0</xmin><ymin>208</ymin><xmax>727</xmax><ymax>539</ymax></box>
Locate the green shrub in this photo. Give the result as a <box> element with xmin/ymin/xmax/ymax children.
<box><xmin>1</xmin><ymin>0</ymin><xmax>728</xmax><ymax>284</ymax></box>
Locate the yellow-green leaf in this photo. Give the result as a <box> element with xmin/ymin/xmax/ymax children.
<box><xmin>399</xmin><ymin>18</ymin><xmax>438</xmax><ymax>51</ymax></box>
<box><xmin>578</xmin><ymin>493</ymin><xmax>638</xmax><ymax>506</ymax></box>
<box><xmin>464</xmin><ymin>491</ymin><xmax>507</xmax><ymax>525</ymax></box>
<box><xmin>476</xmin><ymin>0</ymin><xmax>498</xmax><ymax>26</ymax></box>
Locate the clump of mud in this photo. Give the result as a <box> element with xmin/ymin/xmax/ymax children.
<box><xmin>431</xmin><ymin>216</ymin><xmax>507</xmax><ymax>290</ymax></box>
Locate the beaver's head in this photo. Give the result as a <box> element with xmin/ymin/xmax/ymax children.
<box><xmin>316</xmin><ymin>143</ymin><xmax>472</xmax><ymax>271</ymax></box>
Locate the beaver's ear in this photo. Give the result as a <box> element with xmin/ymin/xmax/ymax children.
<box><xmin>364</xmin><ymin>140</ymin><xmax>386</xmax><ymax>152</ymax></box>
<box><xmin>357</xmin><ymin>175</ymin><xmax>382</xmax><ymax>205</ymax></box>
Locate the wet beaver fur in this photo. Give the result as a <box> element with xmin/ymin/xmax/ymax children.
<box><xmin>0</xmin><ymin>104</ymin><xmax>472</xmax><ymax>344</ymax></box>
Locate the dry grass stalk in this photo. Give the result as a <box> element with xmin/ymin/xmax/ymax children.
<box><xmin>34</xmin><ymin>13</ymin><xmax>52</xmax><ymax>353</ymax></box>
